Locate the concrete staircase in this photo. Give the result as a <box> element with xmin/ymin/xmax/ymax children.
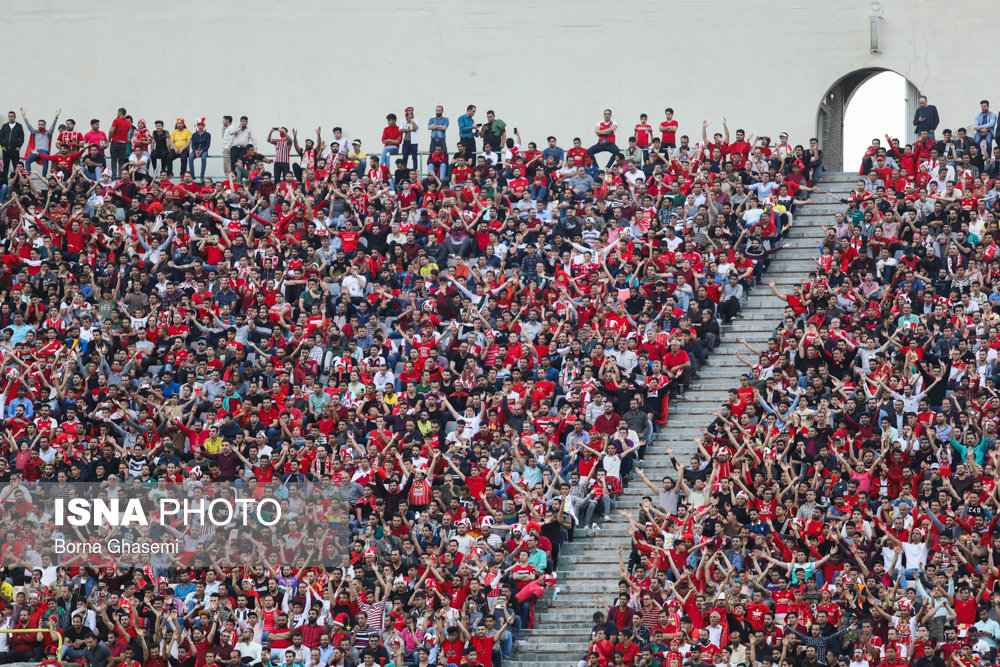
<box><xmin>506</xmin><ymin>173</ymin><xmax>857</xmax><ymax>667</ymax></box>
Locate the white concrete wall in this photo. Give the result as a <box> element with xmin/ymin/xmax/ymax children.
<box><xmin>3</xmin><ymin>0</ymin><xmax>990</xmax><ymax>161</ymax></box>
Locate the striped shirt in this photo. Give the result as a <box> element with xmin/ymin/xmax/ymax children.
<box><xmin>358</xmin><ymin>594</ymin><xmax>389</xmax><ymax>632</ymax></box>
<box><xmin>354</xmin><ymin>626</ymin><xmax>381</xmax><ymax>650</ymax></box>
<box><xmin>273</xmin><ymin>138</ymin><xmax>292</xmax><ymax>163</ymax></box>
<box><xmin>57</xmin><ymin>130</ymin><xmax>83</xmax><ymax>150</ymax></box>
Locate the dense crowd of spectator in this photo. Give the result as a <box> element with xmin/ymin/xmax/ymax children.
<box><xmin>581</xmin><ymin>96</ymin><xmax>1000</xmax><ymax>667</ymax></box>
<box><xmin>0</xmin><ymin>100</ymin><xmax>822</xmax><ymax>667</ymax></box>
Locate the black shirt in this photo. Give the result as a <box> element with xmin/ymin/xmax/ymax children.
<box><xmin>85</xmin><ymin>643</ymin><xmax>114</xmax><ymax>667</ymax></box>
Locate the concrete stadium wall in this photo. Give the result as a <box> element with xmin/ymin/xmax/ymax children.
<box><xmin>3</xmin><ymin>0</ymin><xmax>992</xmax><ymax>161</ymax></box>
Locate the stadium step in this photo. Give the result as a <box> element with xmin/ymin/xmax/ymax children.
<box><xmin>505</xmin><ymin>175</ymin><xmax>845</xmax><ymax>667</ymax></box>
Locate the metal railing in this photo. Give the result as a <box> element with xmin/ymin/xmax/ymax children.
<box><xmin>21</xmin><ymin>150</ymin><xmax>439</xmax><ymax>182</ymax></box>
<box><xmin>0</xmin><ymin>627</ymin><xmax>63</xmax><ymax>662</ymax></box>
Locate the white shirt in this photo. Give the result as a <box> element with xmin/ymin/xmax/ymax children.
<box><xmin>342</xmin><ymin>273</ymin><xmax>367</xmax><ymax>297</ymax></box>
<box><xmin>221</xmin><ymin>125</ymin><xmax>238</xmax><ymax>150</ymax></box>
<box><xmin>234</xmin><ymin>640</ymin><xmax>263</xmax><ymax>665</ymax></box>
<box><xmin>128</xmin><ymin>153</ymin><xmax>150</xmax><ymax>173</ymax></box>
<box><xmin>325</xmin><ymin>133</ymin><xmax>351</xmax><ymax>157</ymax></box>
<box><xmin>900</xmin><ymin>541</ymin><xmax>929</xmax><ymax>569</ymax></box>
<box><xmin>373</xmin><ymin>370</ymin><xmax>395</xmax><ymax>391</ymax></box>
<box><xmin>229</xmin><ymin>126</ymin><xmax>256</xmax><ymax>149</ymax></box>
<box><xmin>402</xmin><ymin>119</ymin><xmax>419</xmax><ymax>144</ymax></box>
<box><xmin>602</xmin><ymin>453</ymin><xmax>623</xmax><ymax>479</ymax></box>
<box><xmin>453</xmin><ymin>532</ymin><xmax>475</xmax><ymax>555</ymax></box>
<box><xmin>624</xmin><ymin>169</ymin><xmax>645</xmax><ymax>185</ymax></box>
<box><xmin>460</xmin><ymin>415</ymin><xmax>482</xmax><ymax>440</ymax></box>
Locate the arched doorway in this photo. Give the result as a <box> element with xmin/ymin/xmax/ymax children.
<box><xmin>816</xmin><ymin>68</ymin><xmax>921</xmax><ymax>172</ymax></box>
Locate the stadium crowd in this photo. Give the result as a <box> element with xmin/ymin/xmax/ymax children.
<box><xmin>0</xmin><ymin>94</ymin><xmax>987</xmax><ymax>667</ymax></box>
<box><xmin>580</xmin><ymin>96</ymin><xmax>1000</xmax><ymax>667</ymax></box>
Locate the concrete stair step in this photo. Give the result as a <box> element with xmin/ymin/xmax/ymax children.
<box><xmin>665</xmin><ymin>394</ymin><xmax>730</xmax><ymax>406</ymax></box>
<box><xmin>688</xmin><ymin>378</ymin><xmax>750</xmax><ymax>390</ymax></box>
<box><xmin>717</xmin><ymin>330</ymin><xmax>777</xmax><ymax>342</ymax></box>
<box><xmin>550</xmin><ymin>569</ymin><xmax>635</xmax><ymax>581</ymax></box>
<box><xmin>516</xmin><ymin>642</ymin><xmax>596</xmax><ymax>653</ymax></box>
<box><xmin>727</xmin><ymin>309</ymin><xmax>787</xmax><ymax>319</ymax></box>
<box><xmin>519</xmin><ymin>624</ymin><xmax>593</xmax><ymax>632</ymax></box>
<box><xmin>764</xmin><ymin>261</ymin><xmax>823</xmax><ymax>272</ymax></box>
<box><xmin>696</xmin><ymin>366</ymin><xmax>755</xmax><ymax>377</ymax></box>
<box><xmin>789</xmin><ymin>205</ymin><xmax>843</xmax><ymax>214</ymax></box>
<box><xmin>817</xmin><ymin>171</ymin><xmax>859</xmax><ymax>183</ymax></box>
<box><xmin>531</xmin><ymin>608</ymin><xmax>608</xmax><ymax>620</ymax></box>
<box><xmin>781</xmin><ymin>249</ymin><xmax>824</xmax><ymax>259</ymax></box>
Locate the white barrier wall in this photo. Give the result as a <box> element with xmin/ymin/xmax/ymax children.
<box><xmin>2</xmin><ymin>0</ymin><xmax>991</xmax><ymax>157</ymax></box>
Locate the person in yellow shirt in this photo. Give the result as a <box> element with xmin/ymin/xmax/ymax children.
<box><xmin>168</xmin><ymin>118</ymin><xmax>192</xmax><ymax>177</ymax></box>
<box><xmin>202</xmin><ymin>425</ymin><xmax>224</xmax><ymax>454</ymax></box>
<box><xmin>347</xmin><ymin>139</ymin><xmax>366</xmax><ymax>173</ymax></box>
<box><xmin>416</xmin><ymin>255</ymin><xmax>439</xmax><ymax>277</ymax></box>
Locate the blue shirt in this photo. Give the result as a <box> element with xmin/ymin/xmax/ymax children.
<box><xmin>7</xmin><ymin>396</ymin><xmax>33</xmax><ymax>418</ymax></box>
<box><xmin>191</xmin><ymin>130</ymin><xmax>211</xmax><ymax>152</ymax></box>
<box><xmin>458</xmin><ymin>114</ymin><xmax>476</xmax><ymax>138</ymax></box>
<box><xmin>542</xmin><ymin>146</ymin><xmax>565</xmax><ymax>164</ymax></box>
<box><xmin>975</xmin><ymin>111</ymin><xmax>998</xmax><ymax>134</ymax></box>
<box><xmin>4</xmin><ymin>323</ymin><xmax>34</xmax><ymax>344</ymax></box>
<box><xmin>427</xmin><ymin>116</ymin><xmax>449</xmax><ymax>140</ymax></box>
<box><xmin>174</xmin><ymin>581</ymin><xmax>197</xmax><ymax>602</ymax></box>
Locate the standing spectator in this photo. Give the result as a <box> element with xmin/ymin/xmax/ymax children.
<box><xmin>401</xmin><ymin>107</ymin><xmax>420</xmax><ymax>172</ymax></box>
<box><xmin>973</xmin><ymin>99</ymin><xmax>996</xmax><ymax>154</ymax></box>
<box><xmin>267</xmin><ymin>126</ymin><xmax>291</xmax><ymax>181</ymax></box>
<box><xmin>427</xmin><ymin>104</ymin><xmax>449</xmax><ymax>153</ymax></box>
<box><xmin>108</xmin><ymin>106</ymin><xmax>132</xmax><ymax>177</ymax></box>
<box><xmin>658</xmin><ymin>107</ymin><xmax>678</xmax><ymax>151</ymax></box>
<box><xmin>291</xmin><ymin>127</ymin><xmax>319</xmax><ymax>181</ymax></box>
<box><xmin>19</xmin><ymin>106</ymin><xmax>58</xmax><ymax>176</ymax></box>
<box><xmin>633</xmin><ymin>113</ymin><xmax>652</xmax><ymax>162</ymax></box>
<box><xmin>913</xmin><ymin>95</ymin><xmax>940</xmax><ymax>140</ymax></box>
<box><xmin>168</xmin><ymin>118</ymin><xmax>192</xmax><ymax>176</ymax></box>
<box><xmin>458</xmin><ymin>104</ymin><xmax>479</xmax><ymax>156</ymax></box>
<box><xmin>588</xmin><ymin>109</ymin><xmax>620</xmax><ymax>168</ymax></box>
<box><xmin>189</xmin><ymin>118</ymin><xmax>212</xmax><ymax>181</ymax></box>
<box><xmin>83</xmin><ymin>118</ymin><xmax>108</xmax><ymax>156</ymax></box>
<box><xmin>0</xmin><ymin>111</ymin><xmax>24</xmax><ymax>178</ymax></box>
<box><xmin>220</xmin><ymin>114</ymin><xmax>237</xmax><ymax>174</ymax></box>
<box><xmin>229</xmin><ymin>115</ymin><xmax>256</xmax><ymax>168</ymax></box>
<box><xmin>480</xmin><ymin>109</ymin><xmax>506</xmax><ymax>153</ymax></box>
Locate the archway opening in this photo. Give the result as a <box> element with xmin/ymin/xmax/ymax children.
<box><xmin>842</xmin><ymin>71</ymin><xmax>905</xmax><ymax>173</ymax></box>
<box><xmin>816</xmin><ymin>68</ymin><xmax>921</xmax><ymax>172</ymax></box>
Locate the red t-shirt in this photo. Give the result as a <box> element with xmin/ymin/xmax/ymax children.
<box><xmin>660</xmin><ymin>120</ymin><xmax>679</xmax><ymax>144</ymax></box>
<box><xmin>110</xmin><ymin>117</ymin><xmax>132</xmax><ymax>143</ymax></box>
<box><xmin>598</xmin><ymin>121</ymin><xmax>617</xmax><ymax>144</ymax></box>
<box><xmin>339</xmin><ymin>230</ymin><xmax>360</xmax><ymax>252</ymax></box>
<box><xmin>382</xmin><ymin>125</ymin><xmax>402</xmax><ymax>146</ymax></box>
<box><xmin>662</xmin><ymin>350</ymin><xmax>690</xmax><ymax>372</ymax></box>
<box><xmin>954</xmin><ymin>596</ymin><xmax>977</xmax><ymax>625</ymax></box>
<box><xmin>468</xmin><ymin>636</ymin><xmax>495</xmax><ymax>667</ymax></box>
<box><xmin>442</xmin><ymin>639</ymin><xmax>464</xmax><ymax>667</ymax></box>
<box><xmin>634</xmin><ymin>124</ymin><xmax>652</xmax><ymax>148</ymax></box>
